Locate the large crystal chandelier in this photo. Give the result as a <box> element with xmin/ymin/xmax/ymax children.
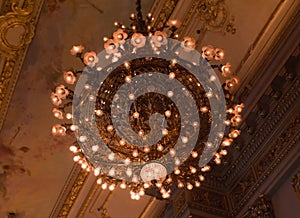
<box><xmin>50</xmin><ymin>0</ymin><xmax>243</xmax><ymax>200</ymax></box>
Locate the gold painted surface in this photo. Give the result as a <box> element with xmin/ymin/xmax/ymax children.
<box><xmin>0</xmin><ymin>0</ymin><xmax>44</xmax><ymax>130</ymax></box>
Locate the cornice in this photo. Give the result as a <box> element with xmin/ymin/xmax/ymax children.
<box><xmin>226</xmin><ymin>78</ymin><xmax>299</xmax><ymax>187</ymax></box>
<box><xmin>236</xmin><ymin>0</ymin><xmax>300</xmax><ymax>104</ymax></box>
<box><xmin>0</xmin><ymin>0</ymin><xmax>44</xmax><ymax>130</ymax></box>
<box><xmin>230</xmin><ymin>115</ymin><xmax>299</xmax><ymax>216</ymax></box>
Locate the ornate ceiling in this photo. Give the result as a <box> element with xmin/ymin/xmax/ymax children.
<box><xmin>0</xmin><ymin>0</ymin><xmax>299</xmax><ymax>217</ymax></box>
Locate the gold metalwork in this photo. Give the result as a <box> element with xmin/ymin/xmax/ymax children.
<box><xmin>292</xmin><ymin>171</ymin><xmax>300</xmax><ymax>199</ymax></box>
<box><xmin>0</xmin><ymin>0</ymin><xmax>44</xmax><ymax>129</ymax></box>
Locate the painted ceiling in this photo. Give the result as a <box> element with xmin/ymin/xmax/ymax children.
<box><xmin>0</xmin><ymin>0</ymin><xmax>299</xmax><ymax>217</ymax></box>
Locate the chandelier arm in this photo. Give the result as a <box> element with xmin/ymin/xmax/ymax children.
<box><xmin>136</xmin><ymin>0</ymin><xmax>143</xmax><ymax>21</ymax></box>
<box><xmin>135</xmin><ymin>0</ymin><xmax>147</xmax><ymax>34</ymax></box>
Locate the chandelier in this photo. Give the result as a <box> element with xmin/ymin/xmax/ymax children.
<box><xmin>50</xmin><ymin>0</ymin><xmax>243</xmax><ymax>200</ymax></box>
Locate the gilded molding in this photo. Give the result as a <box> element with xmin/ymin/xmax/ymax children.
<box><xmin>236</xmin><ymin>0</ymin><xmax>299</xmax><ymax>100</ymax></box>
<box><xmin>292</xmin><ymin>171</ymin><xmax>300</xmax><ymax>199</ymax></box>
<box><xmin>231</xmin><ymin>115</ymin><xmax>299</xmax><ymax>216</ymax></box>
<box><xmin>227</xmin><ymin>78</ymin><xmax>299</xmax><ymax>186</ymax></box>
<box><xmin>153</xmin><ymin>0</ymin><xmax>179</xmax><ymax>30</ymax></box>
<box><xmin>57</xmin><ymin>169</ymin><xmax>89</xmax><ymax>217</ymax></box>
<box><xmin>77</xmin><ymin>182</ymin><xmax>99</xmax><ymax>218</ymax></box>
<box><xmin>0</xmin><ymin>0</ymin><xmax>45</xmax><ymax>130</ymax></box>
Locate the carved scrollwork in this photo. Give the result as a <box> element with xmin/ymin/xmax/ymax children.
<box><xmin>0</xmin><ymin>1</ymin><xmax>35</xmax><ymax>56</ymax></box>
<box><xmin>243</xmin><ymin>195</ymin><xmax>275</xmax><ymax>218</ymax></box>
<box><xmin>196</xmin><ymin>0</ymin><xmax>236</xmax><ymax>34</ymax></box>
<box><xmin>192</xmin><ymin>189</ymin><xmax>227</xmax><ymax>210</ymax></box>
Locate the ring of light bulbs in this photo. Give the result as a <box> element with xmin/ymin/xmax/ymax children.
<box><xmin>50</xmin><ymin>8</ymin><xmax>244</xmax><ymax>200</ymax></box>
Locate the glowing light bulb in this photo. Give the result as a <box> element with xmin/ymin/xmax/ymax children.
<box><xmin>101</xmin><ymin>183</ymin><xmax>108</xmax><ymax>190</ymax></box>
<box><xmin>94</xmin><ymin>168</ymin><xmax>100</xmax><ymax>176</ymax></box>
<box><xmin>133</xmin><ymin>112</ymin><xmax>139</xmax><ymax>118</ymax></box>
<box><xmin>169</xmin><ymin>72</ymin><xmax>175</xmax><ymax>79</ymax></box>
<box><xmin>120</xmin><ymin>139</ymin><xmax>126</xmax><ymax>146</ymax></box>
<box><xmin>125</xmin><ymin>76</ymin><xmax>132</xmax><ymax>83</ymax></box>
<box><xmin>174</xmin><ymin>168</ymin><xmax>180</xmax><ymax>175</ymax></box>
<box><xmin>143</xmin><ymin>183</ymin><xmax>150</xmax><ymax>189</ymax></box>
<box><xmin>109</xmin><ymin>184</ymin><xmax>115</xmax><ymax>191</ymax></box>
<box><xmin>201</xmin><ymin>165</ymin><xmax>211</xmax><ymax>172</ymax></box>
<box><xmin>215</xmin><ymin>158</ymin><xmax>221</xmax><ymax>164</ymax></box>
<box><xmin>167</xmin><ymin>91</ymin><xmax>174</xmax><ymax>97</ymax></box>
<box><xmin>95</xmin><ymin>110</ymin><xmax>103</xmax><ymax>116</ymax></box>
<box><xmin>187</xmin><ymin>183</ymin><xmax>193</xmax><ymax>190</ymax></box>
<box><xmin>107</xmin><ymin>125</ymin><xmax>114</xmax><ymax>131</ymax></box>
<box><xmin>138</xmin><ymin>130</ymin><xmax>144</xmax><ymax>136</ymax></box>
<box><xmin>222</xmin><ymin>138</ymin><xmax>233</xmax><ymax>146</ymax></box>
<box><xmin>73</xmin><ymin>155</ymin><xmax>80</xmax><ymax>162</ymax></box>
<box><xmin>157</xmin><ymin>144</ymin><xmax>164</xmax><ymax>151</ymax></box>
<box><xmin>181</xmin><ymin>136</ymin><xmax>188</xmax><ymax>144</ymax></box>
<box><xmin>124</xmin><ymin>61</ymin><xmax>130</xmax><ymax>69</ymax></box>
<box><xmin>165</xmin><ymin>110</ymin><xmax>171</xmax><ymax>117</ymax></box>
<box><xmin>162</xmin><ymin>129</ymin><xmax>168</xmax><ymax>136</ymax></box>
<box><xmin>229</xmin><ymin>130</ymin><xmax>240</xmax><ymax>138</ymax></box>
<box><xmin>69</xmin><ymin>145</ymin><xmax>78</xmax><ymax>153</ymax></box>
<box><xmin>139</xmin><ymin>189</ymin><xmax>145</xmax><ymax>196</ymax></box>
<box><xmin>178</xmin><ymin>181</ymin><xmax>184</xmax><ymax>188</ymax></box>
<box><xmin>191</xmin><ymin>151</ymin><xmax>198</xmax><ymax>158</ymax></box>
<box><xmin>170</xmin><ymin>149</ymin><xmax>176</xmax><ymax>157</ymax></box>
<box><xmin>200</xmin><ymin>106</ymin><xmax>208</xmax><ymax>113</ymax></box>
<box><xmin>220</xmin><ymin>149</ymin><xmax>228</xmax><ymax>156</ymax></box>
<box><xmin>120</xmin><ymin>182</ymin><xmax>127</xmax><ymax>189</ymax></box>
<box><xmin>190</xmin><ymin>166</ymin><xmax>197</xmax><ymax>174</ymax></box>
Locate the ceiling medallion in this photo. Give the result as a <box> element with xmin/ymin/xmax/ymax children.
<box><xmin>50</xmin><ymin>0</ymin><xmax>243</xmax><ymax>200</ymax></box>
